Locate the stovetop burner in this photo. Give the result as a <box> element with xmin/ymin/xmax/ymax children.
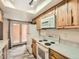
<box><xmin>43</xmin><ymin>39</ymin><xmax>48</xmax><ymax>41</ymax></box>
<box><xmin>39</xmin><ymin>40</ymin><xmax>43</xmax><ymax>42</ymax></box>
<box><xmin>50</xmin><ymin>42</ymin><xmax>55</xmax><ymax>44</ymax></box>
<box><xmin>45</xmin><ymin>43</ymin><xmax>51</xmax><ymax>46</ymax></box>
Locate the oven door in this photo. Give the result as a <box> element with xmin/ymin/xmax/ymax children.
<box><xmin>37</xmin><ymin>43</ymin><xmax>49</xmax><ymax>59</ymax></box>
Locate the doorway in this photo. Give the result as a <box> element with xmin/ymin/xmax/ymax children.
<box><xmin>10</xmin><ymin>21</ymin><xmax>27</xmax><ymax>46</ymax></box>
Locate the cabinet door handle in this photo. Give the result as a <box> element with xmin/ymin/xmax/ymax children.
<box><xmin>71</xmin><ymin>9</ymin><xmax>74</xmax><ymax>25</ymax></box>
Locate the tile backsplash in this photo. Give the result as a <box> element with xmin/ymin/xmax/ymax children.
<box><xmin>40</xmin><ymin>29</ymin><xmax>79</xmax><ymax>48</ymax></box>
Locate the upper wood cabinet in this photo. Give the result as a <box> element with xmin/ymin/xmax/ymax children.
<box><xmin>36</xmin><ymin>17</ymin><xmax>41</xmax><ymax>29</ymax></box>
<box><xmin>56</xmin><ymin>5</ymin><xmax>64</xmax><ymax>28</ymax></box>
<box><xmin>56</xmin><ymin>0</ymin><xmax>68</xmax><ymax>28</ymax></box>
<box><xmin>0</xmin><ymin>10</ymin><xmax>3</xmax><ymax>22</ymax></box>
<box><xmin>56</xmin><ymin>0</ymin><xmax>79</xmax><ymax>29</ymax></box>
<box><xmin>65</xmin><ymin>0</ymin><xmax>79</xmax><ymax>28</ymax></box>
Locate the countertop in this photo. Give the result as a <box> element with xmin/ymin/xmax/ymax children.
<box><xmin>32</xmin><ymin>36</ymin><xmax>79</xmax><ymax>59</ymax></box>
<box><xmin>0</xmin><ymin>40</ymin><xmax>8</xmax><ymax>51</ymax></box>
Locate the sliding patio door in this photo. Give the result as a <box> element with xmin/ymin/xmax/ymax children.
<box><xmin>21</xmin><ymin>24</ymin><xmax>27</xmax><ymax>43</ymax></box>
<box><xmin>11</xmin><ymin>21</ymin><xmax>27</xmax><ymax>46</ymax></box>
<box><xmin>12</xmin><ymin>23</ymin><xmax>21</xmax><ymax>45</ymax></box>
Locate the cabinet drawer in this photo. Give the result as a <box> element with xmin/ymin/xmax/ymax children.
<box><xmin>50</xmin><ymin>49</ymin><xmax>68</xmax><ymax>59</ymax></box>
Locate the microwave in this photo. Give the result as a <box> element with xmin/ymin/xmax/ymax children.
<box><xmin>40</xmin><ymin>15</ymin><xmax>56</xmax><ymax>29</ymax></box>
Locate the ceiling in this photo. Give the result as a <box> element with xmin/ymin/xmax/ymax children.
<box><xmin>9</xmin><ymin>0</ymin><xmax>45</xmax><ymax>11</ymax></box>
<box><xmin>0</xmin><ymin>0</ymin><xmax>63</xmax><ymax>21</ymax></box>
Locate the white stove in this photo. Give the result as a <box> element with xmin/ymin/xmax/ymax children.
<box><xmin>37</xmin><ymin>43</ymin><xmax>49</xmax><ymax>59</ymax></box>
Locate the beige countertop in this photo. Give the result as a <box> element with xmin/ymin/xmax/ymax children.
<box><xmin>32</xmin><ymin>36</ymin><xmax>79</xmax><ymax>59</ymax></box>
<box><xmin>0</xmin><ymin>40</ymin><xmax>8</xmax><ymax>51</ymax></box>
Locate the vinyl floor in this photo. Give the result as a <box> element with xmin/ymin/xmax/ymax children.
<box><xmin>7</xmin><ymin>45</ymin><xmax>35</xmax><ymax>59</ymax></box>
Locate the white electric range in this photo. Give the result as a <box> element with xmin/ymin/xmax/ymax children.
<box><xmin>37</xmin><ymin>39</ymin><xmax>58</xmax><ymax>59</ymax></box>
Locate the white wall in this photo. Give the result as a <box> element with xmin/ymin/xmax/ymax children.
<box><xmin>9</xmin><ymin>0</ymin><xmax>35</xmax><ymax>11</ymax></box>
<box><xmin>3</xmin><ymin>18</ymin><xmax>9</xmax><ymax>41</ymax></box>
<box><xmin>40</xmin><ymin>29</ymin><xmax>79</xmax><ymax>44</ymax></box>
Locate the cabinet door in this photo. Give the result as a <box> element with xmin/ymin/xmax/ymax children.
<box><xmin>56</xmin><ymin>0</ymin><xmax>68</xmax><ymax>28</ymax></box>
<box><xmin>36</xmin><ymin>18</ymin><xmax>41</xmax><ymax>29</ymax></box>
<box><xmin>68</xmin><ymin>0</ymin><xmax>78</xmax><ymax>26</ymax></box>
<box><xmin>62</xmin><ymin>0</ymin><xmax>69</xmax><ymax>26</ymax></box>
<box><xmin>56</xmin><ymin>6</ymin><xmax>64</xmax><ymax>28</ymax></box>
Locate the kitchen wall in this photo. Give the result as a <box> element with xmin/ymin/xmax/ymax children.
<box><xmin>3</xmin><ymin>18</ymin><xmax>9</xmax><ymax>41</ymax></box>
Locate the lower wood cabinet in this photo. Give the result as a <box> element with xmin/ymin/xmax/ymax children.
<box><xmin>32</xmin><ymin>39</ymin><xmax>37</xmax><ymax>58</ymax></box>
<box><xmin>49</xmin><ymin>49</ymin><xmax>68</xmax><ymax>59</ymax></box>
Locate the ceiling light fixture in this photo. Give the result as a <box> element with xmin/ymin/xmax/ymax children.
<box><xmin>29</xmin><ymin>0</ymin><xmax>37</xmax><ymax>5</ymax></box>
<box><xmin>29</xmin><ymin>0</ymin><xmax>33</xmax><ymax>5</ymax></box>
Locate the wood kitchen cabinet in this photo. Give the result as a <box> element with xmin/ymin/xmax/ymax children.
<box><xmin>64</xmin><ymin>0</ymin><xmax>79</xmax><ymax>28</ymax></box>
<box><xmin>56</xmin><ymin>6</ymin><xmax>64</xmax><ymax>28</ymax></box>
<box><xmin>32</xmin><ymin>39</ymin><xmax>37</xmax><ymax>58</ymax></box>
<box><xmin>56</xmin><ymin>0</ymin><xmax>79</xmax><ymax>29</ymax></box>
<box><xmin>35</xmin><ymin>0</ymin><xmax>79</xmax><ymax>29</ymax></box>
<box><xmin>56</xmin><ymin>0</ymin><xmax>68</xmax><ymax>28</ymax></box>
<box><xmin>49</xmin><ymin>49</ymin><xmax>68</xmax><ymax>59</ymax></box>
<box><xmin>36</xmin><ymin>18</ymin><xmax>41</xmax><ymax>30</ymax></box>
